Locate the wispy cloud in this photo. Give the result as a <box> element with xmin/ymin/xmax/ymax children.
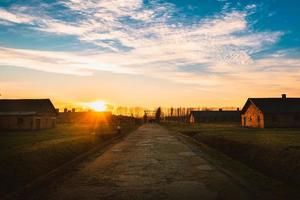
<box><xmin>0</xmin><ymin>47</ymin><xmax>135</xmax><ymax>76</ymax></box>
<box><xmin>1</xmin><ymin>0</ymin><xmax>298</xmax><ymax>93</ymax></box>
<box><xmin>0</xmin><ymin>8</ymin><xmax>35</xmax><ymax>24</ymax></box>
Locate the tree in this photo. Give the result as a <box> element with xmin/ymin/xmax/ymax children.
<box><xmin>155</xmin><ymin>107</ymin><xmax>161</xmax><ymax>123</ymax></box>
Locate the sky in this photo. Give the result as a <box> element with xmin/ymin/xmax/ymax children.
<box><xmin>0</xmin><ymin>0</ymin><xmax>300</xmax><ymax>109</ymax></box>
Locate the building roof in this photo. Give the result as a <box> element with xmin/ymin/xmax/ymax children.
<box><xmin>0</xmin><ymin>111</ymin><xmax>37</xmax><ymax>116</ymax></box>
<box><xmin>0</xmin><ymin>99</ymin><xmax>57</xmax><ymax>115</ymax></box>
<box><xmin>241</xmin><ymin>98</ymin><xmax>300</xmax><ymax>114</ymax></box>
<box><xmin>190</xmin><ymin>110</ymin><xmax>240</xmax><ymax>118</ymax></box>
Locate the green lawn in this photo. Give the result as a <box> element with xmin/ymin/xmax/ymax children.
<box><xmin>0</xmin><ymin>121</ymin><xmax>139</xmax><ymax>197</ymax></box>
<box><xmin>163</xmin><ymin>122</ymin><xmax>300</xmax><ymax>187</ymax></box>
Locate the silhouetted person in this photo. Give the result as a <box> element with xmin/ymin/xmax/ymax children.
<box><xmin>143</xmin><ymin>112</ymin><xmax>148</xmax><ymax>123</ymax></box>
<box><xmin>155</xmin><ymin>107</ymin><xmax>161</xmax><ymax>123</ymax></box>
<box><xmin>117</xmin><ymin>125</ymin><xmax>121</xmax><ymax>134</ymax></box>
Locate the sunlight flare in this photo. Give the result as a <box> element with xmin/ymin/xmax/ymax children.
<box><xmin>88</xmin><ymin>101</ymin><xmax>107</xmax><ymax>112</ymax></box>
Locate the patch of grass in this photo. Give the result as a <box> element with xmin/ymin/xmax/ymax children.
<box><xmin>163</xmin><ymin>122</ymin><xmax>300</xmax><ymax>187</ymax></box>
<box><xmin>0</xmin><ymin>120</ymin><xmax>139</xmax><ymax>197</ymax></box>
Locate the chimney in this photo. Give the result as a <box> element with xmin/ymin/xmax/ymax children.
<box><xmin>219</xmin><ymin>108</ymin><xmax>223</xmax><ymax>111</ymax></box>
<box><xmin>237</xmin><ymin>107</ymin><xmax>240</xmax><ymax>111</ymax></box>
<box><xmin>72</xmin><ymin>108</ymin><xmax>76</xmax><ymax>113</ymax></box>
<box><xmin>282</xmin><ymin>94</ymin><xmax>287</xmax><ymax>99</ymax></box>
<box><xmin>64</xmin><ymin>108</ymin><xmax>68</xmax><ymax>113</ymax></box>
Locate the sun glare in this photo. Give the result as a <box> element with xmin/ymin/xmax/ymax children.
<box><xmin>89</xmin><ymin>101</ymin><xmax>107</xmax><ymax>112</ymax></box>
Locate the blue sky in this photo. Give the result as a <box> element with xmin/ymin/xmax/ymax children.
<box><xmin>0</xmin><ymin>0</ymin><xmax>299</xmax><ymax>108</ymax></box>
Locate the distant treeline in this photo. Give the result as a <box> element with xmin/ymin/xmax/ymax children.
<box><xmin>58</xmin><ymin>106</ymin><xmax>239</xmax><ymax>118</ymax></box>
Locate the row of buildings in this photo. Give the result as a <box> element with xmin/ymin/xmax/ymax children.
<box><xmin>0</xmin><ymin>94</ymin><xmax>299</xmax><ymax>130</ymax></box>
<box><xmin>189</xmin><ymin>94</ymin><xmax>300</xmax><ymax>128</ymax></box>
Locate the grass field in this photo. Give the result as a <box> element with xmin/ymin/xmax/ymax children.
<box><xmin>163</xmin><ymin>122</ymin><xmax>300</xmax><ymax>187</ymax></box>
<box><xmin>0</xmin><ymin>120</ymin><xmax>139</xmax><ymax>197</ymax></box>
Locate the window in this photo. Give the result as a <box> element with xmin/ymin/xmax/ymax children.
<box><xmin>249</xmin><ymin>117</ymin><xmax>252</xmax><ymax>122</ymax></box>
<box><xmin>257</xmin><ymin>116</ymin><xmax>260</xmax><ymax>123</ymax></box>
<box><xmin>17</xmin><ymin>118</ymin><xmax>24</xmax><ymax>126</ymax></box>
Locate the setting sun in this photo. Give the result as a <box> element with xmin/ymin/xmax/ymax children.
<box><xmin>88</xmin><ymin>101</ymin><xmax>107</xmax><ymax>112</ymax></box>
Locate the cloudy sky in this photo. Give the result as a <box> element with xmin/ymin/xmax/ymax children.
<box><xmin>0</xmin><ymin>0</ymin><xmax>299</xmax><ymax>108</ymax></box>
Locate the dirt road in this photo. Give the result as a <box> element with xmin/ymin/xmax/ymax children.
<box><xmin>27</xmin><ymin>124</ymin><xmax>253</xmax><ymax>200</ymax></box>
